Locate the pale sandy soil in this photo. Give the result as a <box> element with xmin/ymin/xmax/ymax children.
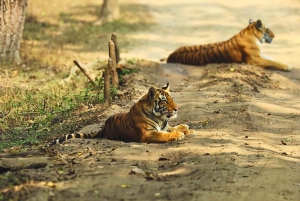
<box><xmin>1</xmin><ymin>1</ymin><xmax>300</xmax><ymax>201</ymax></box>
<box><xmin>123</xmin><ymin>0</ymin><xmax>300</xmax><ymax>69</ymax></box>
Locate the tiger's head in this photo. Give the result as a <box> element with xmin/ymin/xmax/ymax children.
<box><xmin>249</xmin><ymin>19</ymin><xmax>274</xmax><ymax>44</ymax></box>
<box><xmin>147</xmin><ymin>83</ymin><xmax>178</xmax><ymax>119</ymax></box>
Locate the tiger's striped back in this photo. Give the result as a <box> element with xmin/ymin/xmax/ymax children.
<box><xmin>97</xmin><ymin>111</ymin><xmax>141</xmax><ymax>142</ymax></box>
<box><xmin>167</xmin><ymin>41</ymin><xmax>241</xmax><ymax>65</ymax></box>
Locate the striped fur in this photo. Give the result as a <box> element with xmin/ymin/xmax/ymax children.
<box><xmin>51</xmin><ymin>83</ymin><xmax>195</xmax><ymax>145</ymax></box>
<box><xmin>167</xmin><ymin>19</ymin><xmax>291</xmax><ymax>71</ymax></box>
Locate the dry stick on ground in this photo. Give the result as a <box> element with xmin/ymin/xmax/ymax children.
<box><xmin>104</xmin><ymin>58</ymin><xmax>113</xmax><ymax>104</ymax></box>
<box><xmin>108</xmin><ymin>40</ymin><xmax>119</xmax><ymax>88</ymax></box>
<box><xmin>73</xmin><ymin>60</ymin><xmax>96</xmax><ymax>85</ymax></box>
<box><xmin>111</xmin><ymin>33</ymin><xmax>120</xmax><ymax>64</ymax></box>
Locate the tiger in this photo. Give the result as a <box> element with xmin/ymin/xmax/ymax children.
<box><xmin>51</xmin><ymin>83</ymin><xmax>195</xmax><ymax>145</ymax></box>
<box><xmin>167</xmin><ymin>19</ymin><xmax>291</xmax><ymax>71</ymax></box>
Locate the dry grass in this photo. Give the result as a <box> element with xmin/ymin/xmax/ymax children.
<box><xmin>0</xmin><ymin>0</ymin><xmax>154</xmax><ymax>152</ymax></box>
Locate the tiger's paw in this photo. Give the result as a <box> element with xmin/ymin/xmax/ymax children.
<box><xmin>171</xmin><ymin>131</ymin><xmax>185</xmax><ymax>141</ymax></box>
<box><xmin>174</xmin><ymin>124</ymin><xmax>195</xmax><ymax>135</ymax></box>
<box><xmin>184</xmin><ymin>129</ymin><xmax>196</xmax><ymax>135</ymax></box>
<box><xmin>174</xmin><ymin>124</ymin><xmax>189</xmax><ymax>130</ymax></box>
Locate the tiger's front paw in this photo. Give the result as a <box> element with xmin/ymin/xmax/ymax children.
<box><xmin>174</xmin><ymin>124</ymin><xmax>195</xmax><ymax>135</ymax></box>
<box><xmin>174</xmin><ymin>124</ymin><xmax>189</xmax><ymax>130</ymax></box>
<box><xmin>171</xmin><ymin>131</ymin><xmax>185</xmax><ymax>141</ymax></box>
<box><xmin>184</xmin><ymin>129</ymin><xmax>196</xmax><ymax>135</ymax></box>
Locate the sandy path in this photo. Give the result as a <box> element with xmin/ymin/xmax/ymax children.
<box><xmin>1</xmin><ymin>1</ymin><xmax>300</xmax><ymax>200</ymax></box>
<box><xmin>121</xmin><ymin>1</ymin><xmax>300</xmax><ymax>200</ymax></box>
<box><xmin>123</xmin><ymin>0</ymin><xmax>300</xmax><ymax>69</ymax></box>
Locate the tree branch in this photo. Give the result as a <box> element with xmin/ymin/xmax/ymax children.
<box><xmin>73</xmin><ymin>60</ymin><xmax>96</xmax><ymax>85</ymax></box>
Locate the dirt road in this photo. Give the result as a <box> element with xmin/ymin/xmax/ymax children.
<box><xmin>3</xmin><ymin>61</ymin><xmax>300</xmax><ymax>201</ymax></box>
<box><xmin>1</xmin><ymin>1</ymin><xmax>300</xmax><ymax>200</ymax></box>
<box><xmin>123</xmin><ymin>0</ymin><xmax>300</xmax><ymax>69</ymax></box>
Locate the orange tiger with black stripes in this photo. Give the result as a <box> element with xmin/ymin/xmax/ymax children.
<box><xmin>51</xmin><ymin>83</ymin><xmax>195</xmax><ymax>145</ymax></box>
<box><xmin>167</xmin><ymin>19</ymin><xmax>291</xmax><ymax>71</ymax></box>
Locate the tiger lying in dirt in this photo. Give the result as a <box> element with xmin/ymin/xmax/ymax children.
<box><xmin>167</xmin><ymin>19</ymin><xmax>292</xmax><ymax>71</ymax></box>
<box><xmin>51</xmin><ymin>83</ymin><xmax>195</xmax><ymax>145</ymax></box>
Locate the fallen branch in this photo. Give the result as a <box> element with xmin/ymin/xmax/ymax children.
<box><xmin>0</xmin><ymin>157</ymin><xmax>49</xmax><ymax>174</ymax></box>
<box><xmin>73</xmin><ymin>60</ymin><xmax>96</xmax><ymax>85</ymax></box>
<box><xmin>1</xmin><ymin>108</ymin><xmax>15</xmax><ymax>120</ymax></box>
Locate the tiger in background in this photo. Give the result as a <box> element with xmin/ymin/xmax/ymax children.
<box><xmin>51</xmin><ymin>83</ymin><xmax>195</xmax><ymax>145</ymax></box>
<box><xmin>167</xmin><ymin>19</ymin><xmax>291</xmax><ymax>71</ymax></box>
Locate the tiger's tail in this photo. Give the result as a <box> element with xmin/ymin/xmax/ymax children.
<box><xmin>50</xmin><ymin>129</ymin><xmax>105</xmax><ymax>146</ymax></box>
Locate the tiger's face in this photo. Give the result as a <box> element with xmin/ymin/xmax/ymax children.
<box><xmin>148</xmin><ymin>83</ymin><xmax>178</xmax><ymax>119</ymax></box>
<box><xmin>250</xmin><ymin>19</ymin><xmax>275</xmax><ymax>44</ymax></box>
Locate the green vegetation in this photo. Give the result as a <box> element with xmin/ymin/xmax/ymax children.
<box><xmin>0</xmin><ymin>73</ymin><xmax>118</xmax><ymax>151</ymax></box>
<box><xmin>0</xmin><ymin>0</ymin><xmax>153</xmax><ymax>152</ymax></box>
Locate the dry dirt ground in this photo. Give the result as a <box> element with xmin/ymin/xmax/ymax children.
<box><xmin>1</xmin><ymin>0</ymin><xmax>300</xmax><ymax>201</ymax></box>
<box><xmin>1</xmin><ymin>62</ymin><xmax>300</xmax><ymax>201</ymax></box>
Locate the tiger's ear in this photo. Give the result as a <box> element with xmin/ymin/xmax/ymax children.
<box><xmin>249</xmin><ymin>19</ymin><xmax>253</xmax><ymax>24</ymax></box>
<box><xmin>162</xmin><ymin>83</ymin><xmax>170</xmax><ymax>93</ymax></box>
<box><xmin>256</xmin><ymin>20</ymin><xmax>262</xmax><ymax>29</ymax></box>
<box><xmin>148</xmin><ymin>87</ymin><xmax>156</xmax><ymax>99</ymax></box>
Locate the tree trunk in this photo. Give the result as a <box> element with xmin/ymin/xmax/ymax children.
<box><xmin>0</xmin><ymin>0</ymin><xmax>28</xmax><ymax>63</ymax></box>
<box><xmin>99</xmin><ymin>0</ymin><xmax>119</xmax><ymax>24</ymax></box>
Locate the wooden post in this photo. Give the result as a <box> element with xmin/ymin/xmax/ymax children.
<box><xmin>108</xmin><ymin>40</ymin><xmax>119</xmax><ymax>88</ymax></box>
<box><xmin>111</xmin><ymin>33</ymin><xmax>120</xmax><ymax>64</ymax></box>
<box><xmin>104</xmin><ymin>58</ymin><xmax>113</xmax><ymax>104</ymax></box>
